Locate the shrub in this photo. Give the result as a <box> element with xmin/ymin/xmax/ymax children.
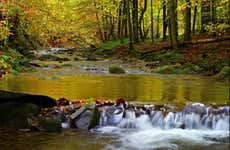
<box><xmin>180</xmin><ymin>63</ymin><xmax>202</xmax><ymax>74</ymax></box>
<box><xmin>109</xmin><ymin>65</ymin><xmax>125</xmax><ymax>74</ymax></box>
<box><xmin>216</xmin><ymin>66</ymin><xmax>230</xmax><ymax>80</ymax></box>
<box><xmin>154</xmin><ymin>65</ymin><xmax>177</xmax><ymax>74</ymax></box>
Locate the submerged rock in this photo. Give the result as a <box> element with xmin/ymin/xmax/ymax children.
<box><xmin>38</xmin><ymin>117</ymin><xmax>62</xmax><ymax>132</ymax></box>
<box><xmin>0</xmin><ymin>102</ymin><xmax>39</xmax><ymax>129</ymax></box>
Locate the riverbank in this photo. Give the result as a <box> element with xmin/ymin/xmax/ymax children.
<box><xmin>1</xmin><ymin>35</ymin><xmax>229</xmax><ymax>80</ymax></box>
<box><xmin>95</xmin><ymin>35</ymin><xmax>230</xmax><ymax>79</ymax></box>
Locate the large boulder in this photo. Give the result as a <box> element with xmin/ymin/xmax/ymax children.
<box><xmin>71</xmin><ymin>106</ymin><xmax>100</xmax><ymax>130</ymax></box>
<box><xmin>0</xmin><ymin>90</ymin><xmax>57</xmax><ymax>108</ymax></box>
<box><xmin>0</xmin><ymin>102</ymin><xmax>39</xmax><ymax>129</ymax></box>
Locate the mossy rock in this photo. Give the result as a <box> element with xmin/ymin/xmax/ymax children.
<box><xmin>38</xmin><ymin>55</ymin><xmax>60</xmax><ymax>61</ymax></box>
<box><xmin>88</xmin><ymin>107</ymin><xmax>100</xmax><ymax>130</ymax></box>
<box><xmin>0</xmin><ymin>103</ymin><xmax>39</xmax><ymax>128</ymax></box>
<box><xmin>38</xmin><ymin>117</ymin><xmax>62</xmax><ymax>132</ymax></box>
<box><xmin>109</xmin><ymin>66</ymin><xmax>125</xmax><ymax>74</ymax></box>
<box><xmin>216</xmin><ymin>66</ymin><xmax>230</xmax><ymax>80</ymax></box>
<box><xmin>154</xmin><ymin>65</ymin><xmax>177</xmax><ymax>74</ymax></box>
<box><xmin>86</xmin><ymin>55</ymin><xmax>98</xmax><ymax>61</ymax></box>
<box><xmin>0</xmin><ymin>90</ymin><xmax>57</xmax><ymax>108</ymax></box>
<box><xmin>38</xmin><ymin>55</ymin><xmax>70</xmax><ymax>61</ymax></box>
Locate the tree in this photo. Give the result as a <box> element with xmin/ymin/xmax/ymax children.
<box><xmin>127</xmin><ymin>0</ymin><xmax>134</xmax><ymax>51</ymax></box>
<box><xmin>150</xmin><ymin>0</ymin><xmax>154</xmax><ymax>43</ymax></box>
<box><xmin>168</xmin><ymin>0</ymin><xmax>178</xmax><ymax>49</ymax></box>
<box><xmin>184</xmin><ymin>0</ymin><xmax>191</xmax><ymax>42</ymax></box>
<box><xmin>132</xmin><ymin>0</ymin><xmax>139</xmax><ymax>43</ymax></box>
<box><xmin>162</xmin><ymin>0</ymin><xmax>167</xmax><ymax>41</ymax></box>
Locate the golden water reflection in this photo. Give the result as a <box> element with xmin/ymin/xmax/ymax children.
<box><xmin>0</xmin><ymin>73</ymin><xmax>229</xmax><ymax>105</ymax></box>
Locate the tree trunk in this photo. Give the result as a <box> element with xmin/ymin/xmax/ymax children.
<box><xmin>163</xmin><ymin>0</ymin><xmax>167</xmax><ymax>41</ymax></box>
<box><xmin>127</xmin><ymin>0</ymin><xmax>134</xmax><ymax>51</ymax></box>
<box><xmin>139</xmin><ymin>0</ymin><xmax>147</xmax><ymax>41</ymax></box>
<box><xmin>184</xmin><ymin>0</ymin><xmax>191</xmax><ymax>42</ymax></box>
<box><xmin>93</xmin><ymin>0</ymin><xmax>104</xmax><ymax>42</ymax></box>
<box><xmin>192</xmin><ymin>0</ymin><xmax>198</xmax><ymax>35</ymax></box>
<box><xmin>201</xmin><ymin>0</ymin><xmax>211</xmax><ymax>32</ymax></box>
<box><xmin>150</xmin><ymin>0</ymin><xmax>154</xmax><ymax>43</ymax></box>
<box><xmin>156</xmin><ymin>8</ymin><xmax>161</xmax><ymax>38</ymax></box>
<box><xmin>132</xmin><ymin>0</ymin><xmax>139</xmax><ymax>43</ymax></box>
<box><xmin>168</xmin><ymin>0</ymin><xmax>178</xmax><ymax>49</ymax></box>
<box><xmin>118</xmin><ymin>2</ymin><xmax>122</xmax><ymax>39</ymax></box>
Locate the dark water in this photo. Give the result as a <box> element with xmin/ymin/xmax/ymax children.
<box><xmin>0</xmin><ymin>128</ymin><xmax>229</xmax><ymax>150</ymax></box>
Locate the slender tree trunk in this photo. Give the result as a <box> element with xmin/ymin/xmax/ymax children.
<box><xmin>184</xmin><ymin>0</ymin><xmax>191</xmax><ymax>42</ymax></box>
<box><xmin>175</xmin><ymin>0</ymin><xmax>178</xmax><ymax>37</ymax></box>
<box><xmin>192</xmin><ymin>0</ymin><xmax>198</xmax><ymax>35</ymax></box>
<box><xmin>118</xmin><ymin>3</ymin><xmax>122</xmax><ymax>39</ymax></box>
<box><xmin>150</xmin><ymin>0</ymin><xmax>154</xmax><ymax>43</ymax></box>
<box><xmin>120</xmin><ymin>0</ymin><xmax>125</xmax><ymax>44</ymax></box>
<box><xmin>163</xmin><ymin>0</ymin><xmax>167</xmax><ymax>41</ymax></box>
<box><xmin>139</xmin><ymin>0</ymin><xmax>147</xmax><ymax>41</ymax></box>
<box><xmin>168</xmin><ymin>0</ymin><xmax>178</xmax><ymax>49</ymax></box>
<box><xmin>127</xmin><ymin>0</ymin><xmax>134</xmax><ymax>51</ymax></box>
<box><xmin>201</xmin><ymin>0</ymin><xmax>211</xmax><ymax>32</ymax></box>
<box><xmin>93</xmin><ymin>0</ymin><xmax>104</xmax><ymax>42</ymax></box>
<box><xmin>156</xmin><ymin>8</ymin><xmax>161</xmax><ymax>38</ymax></box>
<box><xmin>132</xmin><ymin>0</ymin><xmax>139</xmax><ymax>43</ymax></box>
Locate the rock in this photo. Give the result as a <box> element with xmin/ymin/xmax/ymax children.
<box><xmin>106</xmin><ymin>106</ymin><xmax>124</xmax><ymax>125</ymax></box>
<box><xmin>88</xmin><ymin>107</ymin><xmax>100</xmax><ymax>129</ymax></box>
<box><xmin>71</xmin><ymin>106</ymin><xmax>100</xmax><ymax>130</ymax></box>
<box><xmin>38</xmin><ymin>117</ymin><xmax>62</xmax><ymax>132</ymax></box>
<box><xmin>18</xmin><ymin>128</ymin><xmax>31</xmax><ymax>132</ymax></box>
<box><xmin>0</xmin><ymin>102</ymin><xmax>39</xmax><ymax>129</ymax></box>
<box><xmin>57</xmin><ymin>98</ymin><xmax>70</xmax><ymax>106</ymax></box>
<box><xmin>74</xmin><ymin>110</ymin><xmax>93</xmax><ymax>129</ymax></box>
<box><xmin>109</xmin><ymin>66</ymin><xmax>125</xmax><ymax>74</ymax></box>
<box><xmin>0</xmin><ymin>90</ymin><xmax>57</xmax><ymax>108</ymax></box>
<box><xmin>70</xmin><ymin>107</ymin><xmax>87</xmax><ymax>120</ymax></box>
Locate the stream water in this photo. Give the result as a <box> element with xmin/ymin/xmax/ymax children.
<box><xmin>0</xmin><ymin>62</ymin><xmax>229</xmax><ymax>150</ymax></box>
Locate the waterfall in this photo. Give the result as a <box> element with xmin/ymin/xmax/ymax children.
<box><xmin>99</xmin><ymin>103</ymin><xmax>229</xmax><ymax>131</ymax></box>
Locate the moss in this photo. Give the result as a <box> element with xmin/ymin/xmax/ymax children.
<box><xmin>109</xmin><ymin>65</ymin><xmax>125</xmax><ymax>74</ymax></box>
<box><xmin>180</xmin><ymin>63</ymin><xmax>202</xmax><ymax>74</ymax></box>
<box><xmin>99</xmin><ymin>38</ymin><xmax>129</xmax><ymax>50</ymax></box>
<box><xmin>0</xmin><ymin>103</ymin><xmax>39</xmax><ymax>128</ymax></box>
<box><xmin>88</xmin><ymin>107</ymin><xmax>100</xmax><ymax>130</ymax></box>
<box><xmin>143</xmin><ymin>51</ymin><xmax>183</xmax><ymax>63</ymax></box>
<box><xmin>0</xmin><ymin>90</ymin><xmax>57</xmax><ymax>108</ymax></box>
<box><xmin>216</xmin><ymin>66</ymin><xmax>230</xmax><ymax>80</ymax></box>
<box><xmin>154</xmin><ymin>65</ymin><xmax>177</xmax><ymax>74</ymax></box>
<box><xmin>38</xmin><ymin>117</ymin><xmax>62</xmax><ymax>132</ymax></box>
<box><xmin>86</xmin><ymin>55</ymin><xmax>98</xmax><ymax>61</ymax></box>
<box><xmin>38</xmin><ymin>55</ymin><xmax>70</xmax><ymax>61</ymax></box>
<box><xmin>62</xmin><ymin>63</ymin><xmax>72</xmax><ymax>67</ymax></box>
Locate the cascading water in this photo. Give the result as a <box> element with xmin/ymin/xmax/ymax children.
<box><xmin>99</xmin><ymin>103</ymin><xmax>229</xmax><ymax>130</ymax></box>
<box><xmin>96</xmin><ymin>103</ymin><xmax>229</xmax><ymax>150</ymax></box>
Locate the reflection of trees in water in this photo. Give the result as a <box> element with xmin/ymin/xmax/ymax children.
<box><xmin>200</xmin><ymin>79</ymin><xmax>217</xmax><ymax>104</ymax></box>
<box><xmin>161</xmin><ymin>79</ymin><xmax>177</xmax><ymax>103</ymax></box>
<box><xmin>183</xmin><ymin>81</ymin><xmax>191</xmax><ymax>102</ymax></box>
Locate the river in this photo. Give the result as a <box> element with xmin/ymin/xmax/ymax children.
<box><xmin>0</xmin><ymin>61</ymin><xmax>229</xmax><ymax>150</ymax></box>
